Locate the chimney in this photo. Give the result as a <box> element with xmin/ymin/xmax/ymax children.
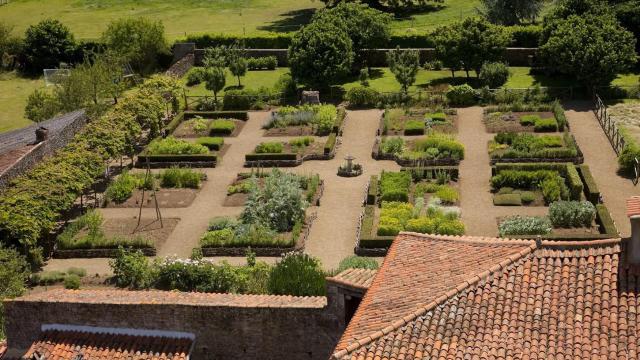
<box><xmin>35</xmin><ymin>126</ymin><xmax>49</xmax><ymax>143</ymax></box>
<box><xmin>626</xmin><ymin>196</ymin><xmax>640</xmax><ymax>265</ymax></box>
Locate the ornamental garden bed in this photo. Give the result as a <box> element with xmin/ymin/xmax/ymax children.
<box><xmin>490</xmin><ymin>163</ymin><xmax>584</xmax><ymax>207</ymax></box>
<box><xmin>483</xmin><ymin>102</ymin><xmax>568</xmax><ymax>133</ymax></box>
<box><xmin>199</xmin><ymin>169</ymin><xmax>316</xmax><ymax>256</ymax></box>
<box><xmin>173</xmin><ymin>116</ymin><xmax>245</xmax><ymax>138</ymax></box>
<box><xmin>373</xmin><ymin>134</ymin><xmax>464</xmax><ymax>166</ymax></box>
<box><xmin>53</xmin><ymin>211</ymin><xmax>179</xmax><ymax>258</ymax></box>
<box><xmin>380</xmin><ymin>108</ymin><xmax>457</xmax><ymax>136</ymax></box>
<box><xmin>224</xmin><ymin>171</ymin><xmax>323</xmax><ymax>207</ymax></box>
<box><xmin>357</xmin><ymin>167</ymin><xmax>463</xmax><ymax>254</ymax></box>
<box><xmin>263</xmin><ymin>104</ymin><xmax>345</xmax><ymax>137</ymax></box>
<box><xmin>488</xmin><ymin>131</ymin><xmax>583</xmax><ymax>164</ymax></box>
<box><xmin>137</xmin><ymin>136</ymin><xmax>219</xmax><ymax>168</ymax></box>
<box><xmin>244</xmin><ymin>135</ymin><xmax>337</xmax><ymax>167</ymax></box>
<box><xmin>104</xmin><ymin>168</ymin><xmax>206</xmax><ymax>208</ymax></box>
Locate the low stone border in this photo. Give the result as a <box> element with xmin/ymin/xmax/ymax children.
<box><xmin>53</xmin><ymin>247</ymin><xmax>156</xmax><ymax>258</ymax></box>
<box><xmin>244</xmin><ymin>150</ymin><xmax>336</xmax><ymax>168</ymax></box>
<box><xmin>201</xmin><ymin>214</ymin><xmax>316</xmax><ymax>257</ymax></box>
<box><xmin>136</xmin><ymin>160</ymin><xmax>217</xmax><ymax>169</ymax></box>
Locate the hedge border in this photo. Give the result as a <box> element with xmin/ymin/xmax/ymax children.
<box><xmin>184</xmin><ymin>110</ymin><xmax>249</xmax><ymax>121</ymax></box>
<box><xmin>492</xmin><ymin>162</ymin><xmax>583</xmax><ymax>201</ymax></box>
<box><xmin>54</xmin><ymin>247</ymin><xmax>156</xmax><ymax>258</ymax></box>
<box><xmin>578</xmin><ymin>165</ymin><xmax>600</xmax><ymax>204</ymax></box>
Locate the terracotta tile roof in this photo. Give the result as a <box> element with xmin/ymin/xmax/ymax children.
<box><xmin>334</xmin><ymin>233</ymin><xmax>537</xmax><ymax>354</ymax></box>
<box><xmin>628</xmin><ymin>196</ymin><xmax>640</xmax><ymax>217</ymax></box>
<box><xmin>0</xmin><ymin>340</ymin><xmax>6</xmax><ymax>359</ymax></box>
<box><xmin>10</xmin><ymin>289</ymin><xmax>327</xmax><ymax>308</ymax></box>
<box><xmin>22</xmin><ymin>329</ymin><xmax>192</xmax><ymax>360</ymax></box>
<box><xmin>332</xmin><ymin>234</ymin><xmax>639</xmax><ymax>360</ymax></box>
<box><xmin>327</xmin><ymin>268</ymin><xmax>378</xmax><ymax>290</ymax></box>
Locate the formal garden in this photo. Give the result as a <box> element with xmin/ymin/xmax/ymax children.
<box><xmin>1</xmin><ymin>0</ymin><xmax>640</xmax><ymax>339</ymax></box>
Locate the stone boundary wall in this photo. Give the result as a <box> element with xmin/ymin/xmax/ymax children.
<box><xmin>4</xmin><ymin>290</ymin><xmax>343</xmax><ymax>360</ymax></box>
<box><xmin>187</xmin><ymin>46</ymin><xmax>537</xmax><ymax>67</ymax></box>
<box><xmin>0</xmin><ymin>110</ymin><xmax>87</xmax><ymax>189</ymax></box>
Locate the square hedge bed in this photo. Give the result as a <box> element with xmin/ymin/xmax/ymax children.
<box><xmin>373</xmin><ymin>134</ymin><xmax>464</xmax><ymax>167</ymax></box>
<box><xmin>357</xmin><ymin>167</ymin><xmax>463</xmax><ymax>254</ymax></box>
<box><xmin>380</xmin><ymin>108</ymin><xmax>457</xmax><ymax>136</ymax></box>
<box><xmin>245</xmin><ymin>135</ymin><xmax>337</xmax><ymax>167</ymax></box>
<box><xmin>137</xmin><ymin>136</ymin><xmax>219</xmax><ymax>168</ymax></box>
<box><xmin>169</xmin><ymin>111</ymin><xmax>248</xmax><ymax>138</ymax></box>
<box><xmin>263</xmin><ymin>104</ymin><xmax>345</xmax><ymax>137</ymax></box>
<box><xmin>488</xmin><ymin>131</ymin><xmax>583</xmax><ymax>165</ymax></box>
<box><xmin>483</xmin><ymin>102</ymin><xmax>568</xmax><ymax>134</ymax></box>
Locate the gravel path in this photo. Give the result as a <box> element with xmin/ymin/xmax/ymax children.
<box><xmin>457</xmin><ymin>107</ymin><xmax>547</xmax><ymax>236</ymax></box>
<box><xmin>565</xmin><ymin>101</ymin><xmax>639</xmax><ymax>237</ymax></box>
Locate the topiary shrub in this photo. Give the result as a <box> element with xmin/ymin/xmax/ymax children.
<box><xmin>446</xmin><ymin>84</ymin><xmax>477</xmax><ymax>106</ymax></box>
<box><xmin>337</xmin><ymin>256</ymin><xmax>379</xmax><ymax>273</ymax></box>
<box><xmin>479</xmin><ymin>62</ymin><xmax>510</xmax><ymax>88</ymax></box>
<box><xmin>268</xmin><ymin>252</ymin><xmax>326</xmax><ymax>296</ymax></box>
<box><xmin>186</xmin><ymin>67</ymin><xmax>206</xmax><ymax>86</ymax></box>
<box><xmin>549</xmin><ymin>201</ymin><xmax>596</xmax><ymax>228</ymax></box>
<box><xmin>498</xmin><ymin>215</ymin><xmax>552</xmax><ymax>236</ymax></box>
<box><xmin>209</xmin><ymin>119</ymin><xmax>236</xmax><ymax>135</ymax></box>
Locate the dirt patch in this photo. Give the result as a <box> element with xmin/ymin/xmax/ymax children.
<box><xmin>264</xmin><ymin>126</ymin><xmax>315</xmax><ymax>137</ymax></box>
<box><xmin>106</xmin><ymin>188</ymin><xmax>199</xmax><ymax>208</ymax></box>
<box><xmin>102</xmin><ymin>217</ymin><xmax>180</xmax><ymax>248</ymax></box>
<box><xmin>223</xmin><ymin>193</ymin><xmax>249</xmax><ymax>207</ymax></box>
<box><xmin>484</xmin><ymin>111</ymin><xmax>556</xmax><ymax>133</ymax></box>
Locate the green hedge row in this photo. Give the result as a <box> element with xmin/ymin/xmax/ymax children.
<box><xmin>367</xmin><ymin>176</ymin><xmax>378</xmax><ymax>205</ymax></box>
<box><xmin>178</xmin><ymin>25</ymin><xmax>541</xmax><ymax>49</ymax></box>
<box><xmin>359</xmin><ymin>204</ymin><xmax>395</xmax><ymax>248</ymax></box>
<box><xmin>138</xmin><ymin>153</ymin><xmax>218</xmax><ymax>163</ymax></box>
<box><xmin>494</xmin><ymin>162</ymin><xmax>582</xmax><ymax>201</ymax></box>
<box><xmin>245</xmin><ymin>153</ymin><xmax>298</xmax><ymax>161</ymax></box>
<box><xmin>324</xmin><ymin>134</ymin><xmax>337</xmax><ymax>155</ymax></box>
<box><xmin>596</xmin><ymin>204</ymin><xmax>618</xmax><ymax>236</ymax></box>
<box><xmin>578</xmin><ymin>165</ymin><xmax>600</xmax><ymax>204</ymax></box>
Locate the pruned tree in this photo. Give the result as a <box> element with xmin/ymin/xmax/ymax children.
<box><xmin>387</xmin><ymin>47</ymin><xmax>420</xmax><ymax>94</ymax></box>
<box><xmin>479</xmin><ymin>0</ymin><xmax>544</xmax><ymax>25</ymax></box>
<box><xmin>205</xmin><ymin>66</ymin><xmax>226</xmax><ymax>104</ymax></box>
<box><xmin>227</xmin><ymin>42</ymin><xmax>248</xmax><ymax>87</ymax></box>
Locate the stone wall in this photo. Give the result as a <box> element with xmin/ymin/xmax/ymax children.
<box><xmin>0</xmin><ymin>110</ymin><xmax>87</xmax><ymax>188</ymax></box>
<box><xmin>187</xmin><ymin>46</ymin><xmax>538</xmax><ymax>67</ymax></box>
<box><xmin>4</xmin><ymin>290</ymin><xmax>344</xmax><ymax>360</ymax></box>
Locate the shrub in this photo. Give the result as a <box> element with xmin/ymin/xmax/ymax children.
<box><xmin>549</xmin><ymin>201</ymin><xmax>596</xmax><ymax>228</ymax></box>
<box><xmin>534</xmin><ymin>118</ymin><xmax>559</xmax><ymax>132</ymax></box>
<box><xmin>479</xmin><ymin>62</ymin><xmax>510</xmax><ymax>88</ymax></box>
<box><xmin>346</xmin><ymin>87</ymin><xmax>380</xmax><ymax>108</ymax></box>
<box><xmin>247</xmin><ymin>56</ymin><xmax>278</xmax><ymax>70</ymax></box>
<box><xmin>159</xmin><ymin>168</ymin><xmax>203</xmax><ymax>188</ymax></box>
<box><xmin>446</xmin><ymin>84</ymin><xmax>477</xmax><ymax>106</ymax></box>
<box><xmin>495</xmin><ymin>132</ymin><xmax>517</xmax><ymax>145</ymax></box>
<box><xmin>380</xmin><ymin>137</ymin><xmax>404</xmax><ymax>155</ymax></box>
<box><xmin>337</xmin><ymin>256</ymin><xmax>379</xmax><ymax>273</ymax></box>
<box><xmin>255</xmin><ymin>141</ymin><xmax>284</xmax><ymax>154</ymax></box>
<box><xmin>404</xmin><ymin>120</ymin><xmax>425</xmax><ymax>135</ymax></box>
<box><xmin>24</xmin><ymin>89</ymin><xmax>61</xmax><ymax>122</ymax></box>
<box><xmin>195</xmin><ymin>136</ymin><xmax>224</xmax><ymax>151</ymax></box>
<box><xmin>498</xmin><ymin>216</ymin><xmax>552</xmax><ymax>236</ymax></box>
<box><xmin>268</xmin><ymin>252</ymin><xmax>326</xmax><ymax>296</ymax></box>
<box><xmin>520</xmin><ymin>191</ymin><xmax>536</xmax><ymax>204</ymax></box>
<box><xmin>147</xmin><ymin>136</ymin><xmax>209</xmax><ymax>155</ymax></box>
<box><xmin>434</xmin><ymin>186</ymin><xmax>459</xmax><ymax>204</ymax></box>
<box><xmin>551</xmin><ymin>101</ymin><xmax>567</xmax><ymax>131</ymax></box>
<box><xmin>520</xmin><ymin>114</ymin><xmax>539</xmax><ymax>126</ymax></box>
<box><xmin>106</xmin><ymin>171</ymin><xmax>140</xmax><ymax>203</ymax></box>
<box><xmin>186</xmin><ymin>67</ymin><xmax>206</xmax><ymax>86</ymax></box>
<box><xmin>412</xmin><ymin>134</ymin><xmax>465</xmax><ymax>160</ymax></box>
<box><xmin>405</xmin><ymin>217</ymin><xmax>438</xmax><ymax>234</ymax></box>
<box><xmin>541</xmin><ymin>177</ymin><xmax>562</xmax><ymax>204</ymax></box>
<box><xmin>200</xmin><ymin>228</ymin><xmax>235</xmax><ymax>247</ymax></box>
<box><xmin>23</xmin><ymin>19</ymin><xmax>76</xmax><ymax>73</ymax></box>
<box><xmin>380</xmin><ymin>172</ymin><xmax>411</xmax><ymax>202</ymax></box>
<box><xmin>436</xmin><ymin>219</ymin><xmax>465</xmax><ymax>235</ymax></box>
<box><xmin>109</xmin><ymin>248</ymin><xmax>153</xmax><ymax>289</ymax></box>
<box><xmin>209</xmin><ymin>119</ymin><xmax>236</xmax><ymax>135</ymax></box>
<box><xmin>493</xmin><ymin>193</ymin><xmax>522</xmax><ymax>206</ymax></box>
<box><xmin>63</xmin><ymin>274</ymin><xmax>81</xmax><ymax>289</ymax></box>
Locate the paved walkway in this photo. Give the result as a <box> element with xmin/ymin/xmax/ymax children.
<box><xmin>565</xmin><ymin>101</ymin><xmax>639</xmax><ymax>238</ymax></box>
<box><xmin>457</xmin><ymin>107</ymin><xmax>547</xmax><ymax>237</ymax></box>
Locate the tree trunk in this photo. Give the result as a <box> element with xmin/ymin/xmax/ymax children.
<box><xmin>237</xmin><ymin>75</ymin><xmax>241</xmax><ymax>87</ymax></box>
<box><xmin>450</xmin><ymin>69</ymin><xmax>455</xmax><ymax>78</ymax></box>
<box><xmin>465</xmin><ymin>69</ymin><xmax>470</xmax><ymax>79</ymax></box>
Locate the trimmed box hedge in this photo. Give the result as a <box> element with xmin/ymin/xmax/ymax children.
<box><xmin>324</xmin><ymin>133</ymin><xmax>337</xmax><ymax>155</ymax></box>
<box><xmin>494</xmin><ymin>193</ymin><xmax>523</xmax><ymax>206</ymax></box>
<box><xmin>184</xmin><ymin>110</ymin><xmax>249</xmax><ymax>121</ymax></box>
<box><xmin>245</xmin><ymin>153</ymin><xmax>298</xmax><ymax>161</ymax></box>
<box><xmin>367</xmin><ymin>176</ymin><xmax>378</xmax><ymax>205</ymax></box>
<box><xmin>596</xmin><ymin>204</ymin><xmax>618</xmax><ymax>235</ymax></box>
<box><xmin>578</xmin><ymin>165</ymin><xmax>600</xmax><ymax>204</ymax></box>
<box><xmin>138</xmin><ymin>152</ymin><xmax>218</xmax><ymax>163</ymax></box>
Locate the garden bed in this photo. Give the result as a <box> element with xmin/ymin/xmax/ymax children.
<box><xmin>483</xmin><ymin>102</ymin><xmax>568</xmax><ymax>133</ymax></box>
<box><xmin>379</xmin><ymin>108</ymin><xmax>457</xmax><ymax>136</ymax></box>
<box><xmin>136</xmin><ymin>136</ymin><xmax>219</xmax><ymax>168</ymax></box>
<box><xmin>224</xmin><ymin>172</ymin><xmax>323</xmax><ymax>207</ymax></box>
<box><xmin>173</xmin><ymin>117</ymin><xmax>245</xmax><ymax>138</ymax></box>
<box><xmin>488</xmin><ymin>131</ymin><xmax>583</xmax><ymax>165</ymax></box>
<box><xmin>244</xmin><ymin>135</ymin><xmax>337</xmax><ymax>167</ymax></box>
<box><xmin>106</xmin><ymin>188</ymin><xmax>199</xmax><ymax>208</ymax></box>
<box><xmin>53</xmin><ymin>214</ymin><xmax>179</xmax><ymax>258</ymax></box>
<box><xmin>264</xmin><ymin>104</ymin><xmax>345</xmax><ymax>137</ymax></box>
<box><xmin>372</xmin><ymin>134</ymin><xmax>464</xmax><ymax>167</ymax></box>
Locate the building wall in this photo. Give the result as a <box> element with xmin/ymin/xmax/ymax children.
<box><xmin>4</xmin><ymin>299</ymin><xmax>342</xmax><ymax>360</ymax></box>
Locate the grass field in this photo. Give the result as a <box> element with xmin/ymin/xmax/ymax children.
<box><xmin>0</xmin><ymin>0</ymin><xmax>531</xmax><ymax>40</ymax></box>
<box><xmin>0</xmin><ymin>72</ymin><xmax>44</xmax><ymax>133</ymax></box>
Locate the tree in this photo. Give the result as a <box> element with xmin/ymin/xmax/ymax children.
<box><xmin>203</xmin><ymin>46</ymin><xmax>227</xmax><ymax>68</ymax></box>
<box><xmin>23</xmin><ymin>19</ymin><xmax>76</xmax><ymax>73</ymax></box>
<box><xmin>102</xmin><ymin>18</ymin><xmax>168</xmax><ymax>75</ymax></box>
<box><xmin>312</xmin><ymin>2</ymin><xmax>391</xmax><ymax>68</ymax></box>
<box><xmin>321</xmin><ymin>0</ymin><xmax>444</xmax><ymax>12</ymax></box>
<box><xmin>205</xmin><ymin>66</ymin><xmax>226</xmax><ymax>104</ymax></box>
<box><xmin>24</xmin><ymin>89</ymin><xmax>60</xmax><ymax>122</ymax></box>
<box><xmin>539</xmin><ymin>14</ymin><xmax>637</xmax><ymax>87</ymax></box>
<box><xmin>226</xmin><ymin>42</ymin><xmax>247</xmax><ymax>87</ymax></box>
<box><xmin>288</xmin><ymin>19</ymin><xmax>354</xmax><ymax>88</ymax></box>
<box><xmin>432</xmin><ymin>18</ymin><xmax>510</xmax><ymax>78</ymax></box>
<box><xmin>546</xmin><ymin>0</ymin><xmax>610</xmax><ymax>21</ymax></box>
<box><xmin>0</xmin><ymin>247</ymin><xmax>29</xmax><ymax>339</ymax></box>
<box><xmin>0</xmin><ymin>22</ymin><xmax>21</xmax><ymax>70</ymax></box>
<box><xmin>614</xmin><ymin>1</ymin><xmax>640</xmax><ymax>52</ymax></box>
<box><xmin>479</xmin><ymin>0</ymin><xmax>544</xmax><ymax>25</ymax></box>
<box><xmin>387</xmin><ymin>47</ymin><xmax>420</xmax><ymax>94</ymax></box>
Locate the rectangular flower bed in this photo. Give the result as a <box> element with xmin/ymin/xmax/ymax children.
<box><xmin>488</xmin><ymin>131</ymin><xmax>583</xmax><ymax>164</ymax></box>
<box><xmin>373</xmin><ymin>134</ymin><xmax>465</xmax><ymax>167</ymax></box>
<box><xmin>483</xmin><ymin>102</ymin><xmax>568</xmax><ymax>133</ymax></box>
<box><xmin>380</xmin><ymin>108</ymin><xmax>457</xmax><ymax>136</ymax></box>
<box><xmin>137</xmin><ymin>136</ymin><xmax>218</xmax><ymax>168</ymax></box>
<box><xmin>264</xmin><ymin>104</ymin><xmax>345</xmax><ymax>136</ymax></box>
<box><xmin>244</xmin><ymin>136</ymin><xmax>335</xmax><ymax>167</ymax></box>
<box><xmin>171</xmin><ymin>111</ymin><xmax>248</xmax><ymax>138</ymax></box>
<box><xmin>225</xmin><ymin>171</ymin><xmax>323</xmax><ymax>207</ymax></box>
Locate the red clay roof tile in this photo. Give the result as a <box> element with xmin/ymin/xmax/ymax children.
<box><xmin>327</xmin><ymin>268</ymin><xmax>378</xmax><ymax>290</ymax></box>
<box><xmin>627</xmin><ymin>196</ymin><xmax>640</xmax><ymax>217</ymax></box>
<box><xmin>21</xmin><ymin>330</ymin><xmax>192</xmax><ymax>360</ymax></box>
<box><xmin>333</xmin><ymin>234</ymin><xmax>638</xmax><ymax>360</ymax></box>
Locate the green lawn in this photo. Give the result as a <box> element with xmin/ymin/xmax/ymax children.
<box><xmin>0</xmin><ymin>72</ymin><xmax>43</xmax><ymax>133</ymax></box>
<box><xmin>390</xmin><ymin>0</ymin><xmax>480</xmax><ymax>34</ymax></box>
<box><xmin>183</xmin><ymin>68</ymin><xmax>290</xmax><ymax>96</ymax></box>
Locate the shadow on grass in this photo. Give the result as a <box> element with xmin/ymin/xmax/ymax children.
<box><xmin>392</xmin><ymin>4</ymin><xmax>447</xmax><ymax>20</ymax></box>
<box><xmin>257</xmin><ymin>8</ymin><xmax>316</xmax><ymax>33</ymax></box>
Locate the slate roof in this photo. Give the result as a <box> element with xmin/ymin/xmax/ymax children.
<box><xmin>332</xmin><ymin>233</ymin><xmax>639</xmax><ymax>360</ymax></box>
<box><xmin>628</xmin><ymin>196</ymin><xmax>640</xmax><ymax>217</ymax></box>
<box><xmin>327</xmin><ymin>268</ymin><xmax>378</xmax><ymax>290</ymax></box>
<box><xmin>21</xmin><ymin>329</ymin><xmax>192</xmax><ymax>360</ymax></box>
<box><xmin>10</xmin><ymin>289</ymin><xmax>327</xmax><ymax>308</ymax></box>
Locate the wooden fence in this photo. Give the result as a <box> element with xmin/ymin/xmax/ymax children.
<box><xmin>593</xmin><ymin>93</ymin><xmax>626</xmax><ymax>156</ymax></box>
